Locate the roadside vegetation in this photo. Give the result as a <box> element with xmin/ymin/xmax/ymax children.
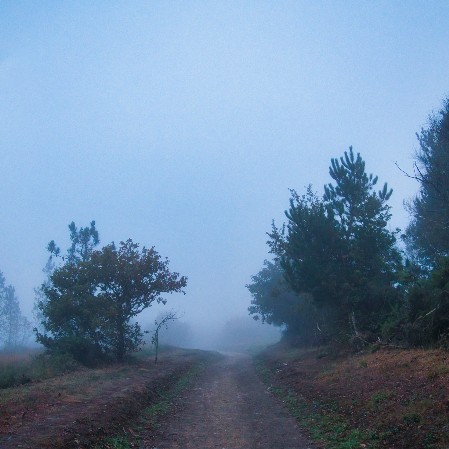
<box><xmin>0</xmin><ymin>348</ymin><xmax>80</xmax><ymax>389</ymax></box>
<box><xmin>0</xmin><ymin>347</ymin><xmax>215</xmax><ymax>448</ymax></box>
<box><xmin>248</xmin><ymin>95</ymin><xmax>449</xmax><ymax>449</ymax></box>
<box><xmin>34</xmin><ymin>221</ymin><xmax>187</xmax><ymax>365</ymax></box>
<box><xmin>256</xmin><ymin>344</ymin><xmax>449</xmax><ymax>449</ymax></box>
<box><xmin>248</xmin><ymin>95</ymin><xmax>449</xmax><ymax>351</ymax></box>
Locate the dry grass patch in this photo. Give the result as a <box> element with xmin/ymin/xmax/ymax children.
<box><xmin>257</xmin><ymin>344</ymin><xmax>449</xmax><ymax>449</ymax></box>
<box><xmin>0</xmin><ymin>348</ymin><xmax>214</xmax><ymax>449</ymax></box>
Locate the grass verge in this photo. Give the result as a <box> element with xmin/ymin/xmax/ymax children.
<box><xmin>255</xmin><ymin>345</ymin><xmax>449</xmax><ymax>449</ymax></box>
<box><xmin>254</xmin><ymin>358</ymin><xmax>379</xmax><ymax>449</ymax></box>
<box><xmin>93</xmin><ymin>359</ymin><xmax>210</xmax><ymax>449</ymax></box>
<box><xmin>0</xmin><ymin>349</ymin><xmax>82</xmax><ymax>389</ymax></box>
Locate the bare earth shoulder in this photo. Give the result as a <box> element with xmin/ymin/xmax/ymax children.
<box><xmin>0</xmin><ymin>349</ymin><xmax>205</xmax><ymax>448</ymax></box>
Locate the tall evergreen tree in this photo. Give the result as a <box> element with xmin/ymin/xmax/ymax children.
<box><xmin>272</xmin><ymin>186</ymin><xmax>345</xmax><ymax>309</ymax></box>
<box><xmin>403</xmin><ymin>98</ymin><xmax>449</xmax><ymax>267</ymax></box>
<box><xmin>399</xmin><ymin>98</ymin><xmax>449</xmax><ymax>347</ymax></box>
<box><xmin>267</xmin><ymin>149</ymin><xmax>401</xmax><ymax>340</ymax></box>
<box><xmin>323</xmin><ymin>148</ymin><xmax>401</xmax><ymax>331</ymax></box>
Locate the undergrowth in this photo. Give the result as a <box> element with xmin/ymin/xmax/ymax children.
<box><xmin>0</xmin><ymin>346</ymin><xmax>179</xmax><ymax>389</ymax></box>
<box><xmin>0</xmin><ymin>350</ymin><xmax>81</xmax><ymax>389</ymax></box>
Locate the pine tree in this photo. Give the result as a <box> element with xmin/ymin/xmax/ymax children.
<box><xmin>404</xmin><ymin>98</ymin><xmax>449</xmax><ymax>267</ymax></box>
<box><xmin>323</xmin><ymin>147</ymin><xmax>401</xmax><ymax>334</ymax></box>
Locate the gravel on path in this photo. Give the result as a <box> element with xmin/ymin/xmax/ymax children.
<box><xmin>143</xmin><ymin>353</ymin><xmax>315</xmax><ymax>449</ymax></box>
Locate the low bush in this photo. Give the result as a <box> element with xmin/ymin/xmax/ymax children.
<box><xmin>0</xmin><ymin>349</ymin><xmax>81</xmax><ymax>389</ymax></box>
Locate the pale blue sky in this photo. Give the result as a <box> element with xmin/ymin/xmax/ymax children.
<box><xmin>1</xmin><ymin>1</ymin><xmax>449</xmax><ymax>338</ymax></box>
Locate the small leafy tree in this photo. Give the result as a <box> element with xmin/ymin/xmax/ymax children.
<box><xmin>90</xmin><ymin>241</ymin><xmax>187</xmax><ymax>361</ymax></box>
<box><xmin>36</xmin><ymin>222</ymin><xmax>187</xmax><ymax>363</ymax></box>
<box><xmin>151</xmin><ymin>311</ymin><xmax>179</xmax><ymax>363</ymax></box>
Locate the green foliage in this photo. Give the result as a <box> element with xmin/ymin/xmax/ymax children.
<box><xmin>391</xmin><ymin>97</ymin><xmax>449</xmax><ymax>348</ymax></box>
<box><xmin>259</xmin><ymin>149</ymin><xmax>401</xmax><ymax>342</ymax></box>
<box><xmin>278</xmin><ymin>187</ymin><xmax>346</xmax><ymax>310</ymax></box>
<box><xmin>247</xmin><ymin>259</ymin><xmax>286</xmax><ymax>325</ymax></box>
<box><xmin>35</xmin><ymin>222</ymin><xmax>187</xmax><ymax>364</ymax></box>
<box><xmin>322</xmin><ymin>148</ymin><xmax>401</xmax><ymax>330</ymax></box>
<box><xmin>402</xmin><ymin>412</ymin><xmax>421</xmax><ymax>425</ymax></box>
<box><xmin>369</xmin><ymin>389</ymin><xmax>393</xmax><ymax>409</ymax></box>
<box><xmin>0</xmin><ymin>363</ymin><xmax>32</xmax><ymax>389</ymax></box>
<box><xmin>247</xmin><ymin>258</ymin><xmax>330</xmax><ymax>345</ymax></box>
<box><xmin>31</xmin><ymin>351</ymin><xmax>81</xmax><ymax>377</ymax></box>
<box><xmin>249</xmin><ymin>98</ymin><xmax>449</xmax><ymax>349</ymax></box>
<box><xmin>403</xmin><ymin>98</ymin><xmax>449</xmax><ymax>267</ymax></box>
<box><xmin>398</xmin><ymin>256</ymin><xmax>449</xmax><ymax>346</ymax></box>
<box><xmin>359</xmin><ymin>359</ymin><xmax>368</xmax><ymax>368</ymax></box>
<box><xmin>0</xmin><ymin>350</ymin><xmax>80</xmax><ymax>389</ymax></box>
<box><xmin>48</xmin><ymin>220</ymin><xmax>100</xmax><ymax>263</ymax></box>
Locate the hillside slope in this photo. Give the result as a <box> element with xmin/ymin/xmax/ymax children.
<box><xmin>256</xmin><ymin>344</ymin><xmax>449</xmax><ymax>449</ymax></box>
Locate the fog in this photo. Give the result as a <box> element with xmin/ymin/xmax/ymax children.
<box><xmin>1</xmin><ymin>2</ymin><xmax>449</xmax><ymax>350</ymax></box>
<box><xmin>145</xmin><ymin>312</ymin><xmax>281</xmax><ymax>352</ymax></box>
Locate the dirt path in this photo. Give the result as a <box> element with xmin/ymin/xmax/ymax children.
<box><xmin>142</xmin><ymin>353</ymin><xmax>314</xmax><ymax>449</ymax></box>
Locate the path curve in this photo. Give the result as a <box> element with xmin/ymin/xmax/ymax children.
<box><xmin>143</xmin><ymin>353</ymin><xmax>314</xmax><ymax>449</ymax></box>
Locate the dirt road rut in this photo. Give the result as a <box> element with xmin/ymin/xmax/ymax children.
<box><xmin>144</xmin><ymin>353</ymin><xmax>314</xmax><ymax>449</ymax></box>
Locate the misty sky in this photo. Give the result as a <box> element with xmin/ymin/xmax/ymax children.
<box><xmin>1</xmin><ymin>1</ymin><xmax>449</xmax><ymax>336</ymax></box>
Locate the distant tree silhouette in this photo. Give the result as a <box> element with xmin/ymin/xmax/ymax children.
<box><xmin>0</xmin><ymin>271</ymin><xmax>31</xmax><ymax>350</ymax></box>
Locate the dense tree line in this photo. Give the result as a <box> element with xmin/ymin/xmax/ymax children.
<box><xmin>247</xmin><ymin>95</ymin><xmax>449</xmax><ymax>349</ymax></box>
